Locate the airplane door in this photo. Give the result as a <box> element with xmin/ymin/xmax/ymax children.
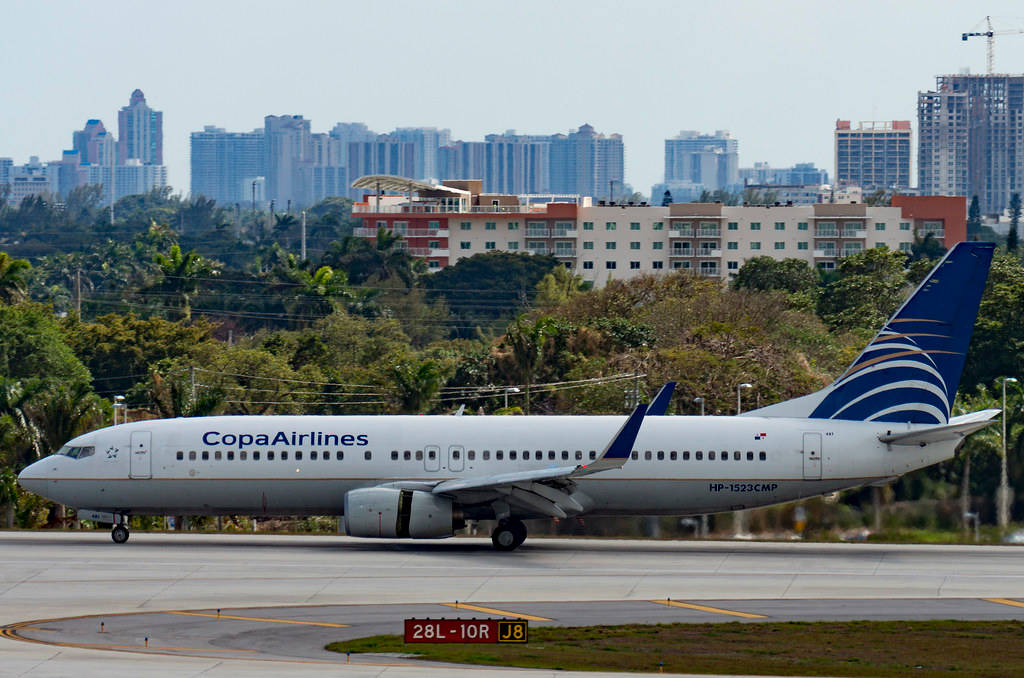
<box><xmin>449</xmin><ymin>445</ymin><xmax>464</xmax><ymax>472</ymax></box>
<box><xmin>424</xmin><ymin>444</ymin><xmax>440</xmax><ymax>472</ymax></box>
<box><xmin>802</xmin><ymin>433</ymin><xmax>822</xmax><ymax>480</ymax></box>
<box><xmin>129</xmin><ymin>431</ymin><xmax>152</xmax><ymax>479</ymax></box>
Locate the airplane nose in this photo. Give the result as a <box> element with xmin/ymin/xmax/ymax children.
<box><xmin>17</xmin><ymin>460</ymin><xmax>47</xmax><ymax>493</ymax></box>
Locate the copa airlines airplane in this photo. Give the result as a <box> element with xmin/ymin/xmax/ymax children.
<box><xmin>18</xmin><ymin>242</ymin><xmax>999</xmax><ymax>550</ymax></box>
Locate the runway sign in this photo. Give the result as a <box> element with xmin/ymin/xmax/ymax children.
<box><xmin>404</xmin><ymin>619</ymin><xmax>528</xmax><ymax>644</ymax></box>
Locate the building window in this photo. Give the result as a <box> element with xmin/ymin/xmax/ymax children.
<box><xmin>606</xmin><ymin>222</ymin><xmax>616</xmax><ymax>230</ymax></box>
<box><xmin>774</xmin><ymin>241</ymin><xmax>785</xmax><ymax>250</ymax></box>
<box><xmin>798</xmin><ymin>222</ymin><xmax>809</xmax><ymax>230</ymax></box>
<box><xmin>899</xmin><ymin>242</ymin><xmax>912</xmax><ymax>252</ymax></box>
<box><xmin>727</xmin><ymin>241</ymin><xmax>738</xmax><ymax>250</ymax></box>
<box><xmin>630</xmin><ymin>261</ymin><xmax>640</xmax><ymax>269</ymax></box>
<box><xmin>606</xmin><ymin>261</ymin><xmax>617</xmax><ymax>269</ymax></box>
<box><xmin>875</xmin><ymin>223</ymin><xmax>886</xmax><ymax>231</ymax></box>
<box><xmin>583</xmin><ymin>221</ymin><xmax>594</xmax><ymax>230</ymax></box>
<box><xmin>774</xmin><ymin>222</ymin><xmax>785</xmax><ymax>230</ymax></box>
<box><xmin>428</xmin><ymin>260</ymin><xmax>440</xmax><ymax>269</ymax></box>
<box><xmin>900</xmin><ymin>222</ymin><xmax>911</xmax><ymax>231</ymax></box>
<box><xmin>652</xmin><ymin>261</ymin><xmax>663</xmax><ymax>269</ymax></box>
<box><xmin>485</xmin><ymin>222</ymin><xmax>496</xmax><ymax>230</ymax></box>
<box><xmin>508</xmin><ymin>241</ymin><xmax>519</xmax><ymax>250</ymax></box>
<box><xmin>428</xmin><ymin>240</ymin><xmax>439</xmax><ymax>249</ymax></box>
<box><xmin>797</xmin><ymin>241</ymin><xmax>808</xmax><ymax>250</ymax></box>
<box><xmin>460</xmin><ymin>222</ymin><xmax>471</xmax><ymax>230</ymax></box>
<box><xmin>376</xmin><ymin>220</ymin><xmax>387</xmax><ymax>229</ymax></box>
<box><xmin>750</xmin><ymin>242</ymin><xmax>761</xmax><ymax>250</ymax></box>
<box><xmin>653</xmin><ymin>242</ymin><xmax>663</xmax><ymax>250</ymax></box>
<box><xmin>630</xmin><ymin>222</ymin><xmax>641</xmax><ymax>230</ymax></box>
<box><xmin>508</xmin><ymin>222</ymin><xmax>519</xmax><ymax>230</ymax></box>
<box><xmin>630</xmin><ymin>241</ymin><xmax>641</xmax><ymax>250</ymax></box>
<box><xmin>583</xmin><ymin>261</ymin><xmax>594</xmax><ymax>269</ymax></box>
<box><xmin>727</xmin><ymin>261</ymin><xmax>738</xmax><ymax>270</ymax></box>
<box><xmin>653</xmin><ymin>222</ymin><xmax>664</xmax><ymax>230</ymax></box>
<box><xmin>460</xmin><ymin>241</ymin><xmax>471</xmax><ymax>250</ymax></box>
<box><xmin>428</xmin><ymin>220</ymin><xmax>439</xmax><ymax>229</ymax></box>
<box><xmin>727</xmin><ymin>222</ymin><xmax>738</xmax><ymax>230</ymax></box>
<box><xmin>750</xmin><ymin>222</ymin><xmax>761</xmax><ymax>230</ymax></box>
<box><xmin>875</xmin><ymin>243</ymin><xmax>887</xmax><ymax>249</ymax></box>
<box><xmin>606</xmin><ymin>242</ymin><xmax>616</xmax><ymax>250</ymax></box>
<box><xmin>583</xmin><ymin>241</ymin><xmax>594</xmax><ymax>250</ymax></box>
<box><xmin>485</xmin><ymin>241</ymin><xmax>496</xmax><ymax>250</ymax></box>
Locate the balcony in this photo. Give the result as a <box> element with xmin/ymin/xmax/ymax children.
<box><xmin>920</xmin><ymin>229</ymin><xmax>945</xmax><ymax>239</ymax></box>
<box><xmin>699</xmin><ymin>267</ymin><xmax>721</xmax><ymax>277</ymax></box>
<box><xmin>551</xmin><ymin>228</ymin><xmax>577</xmax><ymax>237</ymax></box>
<box><xmin>406</xmin><ymin>247</ymin><xmax>450</xmax><ymax>258</ymax></box>
<box><xmin>670</xmin><ymin>229</ymin><xmax>695</xmax><ymax>238</ymax></box>
<box><xmin>840</xmin><ymin>230</ymin><xmax>867</xmax><ymax>239</ymax></box>
<box><xmin>697</xmin><ymin>249</ymin><xmax>723</xmax><ymax>258</ymax></box>
<box><xmin>526</xmin><ymin>228</ymin><xmax>550</xmax><ymax>238</ymax></box>
<box><xmin>813</xmin><ymin>250</ymin><xmax>836</xmax><ymax>258</ymax></box>
<box><xmin>354</xmin><ymin>203</ymin><xmax>544</xmax><ymax>214</ymax></box>
<box><xmin>354</xmin><ymin>226</ymin><xmax>448</xmax><ymax>238</ymax></box>
<box><xmin>553</xmin><ymin>248</ymin><xmax>578</xmax><ymax>258</ymax></box>
<box><xmin>698</xmin><ymin>228</ymin><xmax>721</xmax><ymax>237</ymax></box>
<box><xmin>670</xmin><ymin>249</ymin><xmax>694</xmax><ymax>257</ymax></box>
<box><xmin>814</xmin><ymin>229</ymin><xmax>838</xmax><ymax>238</ymax></box>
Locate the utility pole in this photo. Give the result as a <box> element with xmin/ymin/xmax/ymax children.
<box><xmin>301</xmin><ymin>210</ymin><xmax>307</xmax><ymax>260</ymax></box>
<box><xmin>74</xmin><ymin>269</ymin><xmax>81</xmax><ymax>316</ymax></box>
<box><xmin>189</xmin><ymin>365</ymin><xmax>196</xmax><ymax>411</ymax></box>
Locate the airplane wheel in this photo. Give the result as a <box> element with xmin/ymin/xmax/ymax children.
<box><xmin>492</xmin><ymin>519</ymin><xmax>526</xmax><ymax>551</ymax></box>
<box><xmin>111</xmin><ymin>525</ymin><xmax>130</xmax><ymax>544</ymax></box>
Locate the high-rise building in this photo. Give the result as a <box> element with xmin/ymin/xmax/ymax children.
<box><xmin>438</xmin><ymin>133</ymin><xmax>550</xmax><ymax>195</ymax></box>
<box><xmin>739</xmin><ymin>162</ymin><xmax>829</xmax><ymax>186</ymax></box>
<box><xmin>392</xmin><ymin>127</ymin><xmax>451</xmax><ymax>181</ymax></box>
<box><xmin>664</xmin><ymin>130</ymin><xmax>739</xmax><ymax>193</ymax></box>
<box><xmin>190</xmin><ymin>126</ymin><xmax>265</xmax><ymax>204</ymax></box>
<box><xmin>834</xmin><ymin>120</ymin><xmax>911</xmax><ymax>191</ymax></box>
<box><xmin>0</xmin><ymin>158</ymin><xmax>13</xmax><ymax>187</ymax></box>
<box><xmin>117</xmin><ymin>89</ymin><xmax>163</xmax><ymax>165</ymax></box>
<box><xmin>85</xmin><ymin>160</ymin><xmax>168</xmax><ymax>203</ymax></box>
<box><xmin>72</xmin><ymin>119</ymin><xmax>116</xmax><ymax>166</ymax></box>
<box><xmin>264</xmin><ymin>115</ymin><xmax>311</xmax><ymax>206</ymax></box>
<box><xmin>346</xmin><ymin>136</ymin><xmax>417</xmax><ymax>188</ymax></box>
<box><xmin>549</xmin><ymin>124</ymin><xmax>625</xmax><ymax>200</ymax></box>
<box><xmin>918</xmin><ymin>74</ymin><xmax>1024</xmax><ymax>214</ymax></box>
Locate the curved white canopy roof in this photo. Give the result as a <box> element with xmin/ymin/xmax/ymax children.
<box><xmin>351</xmin><ymin>175</ymin><xmax>470</xmax><ymax>196</ymax></box>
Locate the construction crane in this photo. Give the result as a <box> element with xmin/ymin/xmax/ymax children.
<box><xmin>962</xmin><ymin>16</ymin><xmax>1024</xmax><ymax>75</ymax></box>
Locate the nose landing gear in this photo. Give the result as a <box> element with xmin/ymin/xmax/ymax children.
<box><xmin>111</xmin><ymin>518</ymin><xmax>129</xmax><ymax>544</ymax></box>
<box><xmin>491</xmin><ymin>518</ymin><xmax>527</xmax><ymax>551</ymax></box>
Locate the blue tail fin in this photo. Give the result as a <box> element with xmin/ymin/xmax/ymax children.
<box><xmin>746</xmin><ymin>242</ymin><xmax>995</xmax><ymax>424</ymax></box>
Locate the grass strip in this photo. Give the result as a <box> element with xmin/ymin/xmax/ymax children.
<box><xmin>328</xmin><ymin>620</ymin><xmax>1024</xmax><ymax>676</ymax></box>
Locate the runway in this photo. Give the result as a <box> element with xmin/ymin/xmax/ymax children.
<box><xmin>4</xmin><ymin>531</ymin><xmax>1024</xmax><ymax>676</ymax></box>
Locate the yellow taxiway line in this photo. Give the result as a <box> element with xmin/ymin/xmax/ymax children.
<box><xmin>652</xmin><ymin>599</ymin><xmax>766</xmax><ymax>619</ymax></box>
<box><xmin>441</xmin><ymin>602</ymin><xmax>551</xmax><ymax>621</ymax></box>
<box><xmin>167</xmin><ymin>611</ymin><xmax>349</xmax><ymax>627</ymax></box>
<box><xmin>982</xmin><ymin>597</ymin><xmax>1024</xmax><ymax>610</ymax></box>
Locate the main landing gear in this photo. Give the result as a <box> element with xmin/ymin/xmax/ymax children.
<box><xmin>111</xmin><ymin>518</ymin><xmax>129</xmax><ymax>544</ymax></box>
<box><xmin>491</xmin><ymin>518</ymin><xmax>527</xmax><ymax>551</ymax></box>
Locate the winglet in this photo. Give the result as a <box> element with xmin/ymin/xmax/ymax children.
<box><xmin>647</xmin><ymin>382</ymin><xmax>677</xmax><ymax>416</ymax></box>
<box><xmin>573</xmin><ymin>404</ymin><xmax>648</xmax><ymax>476</ymax></box>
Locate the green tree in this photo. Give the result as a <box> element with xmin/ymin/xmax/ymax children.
<box><xmin>1009</xmin><ymin>192</ymin><xmax>1020</xmax><ymax>252</ymax></box>
<box><xmin>152</xmin><ymin>243</ymin><xmax>218</xmax><ymax>321</ymax></box>
<box><xmin>391</xmin><ymin>357</ymin><xmax>447</xmax><ymax>413</ymax></box>
<box><xmin>503</xmin><ymin>315</ymin><xmax>557</xmax><ymax>413</ymax></box>
<box><xmin>0</xmin><ymin>252</ymin><xmax>31</xmax><ymax>303</ymax></box>
<box><xmin>961</xmin><ymin>253</ymin><xmax>1024</xmax><ymax>391</ymax></box>
<box><xmin>0</xmin><ymin>304</ymin><xmax>91</xmax><ymax>386</ymax></box>
<box><xmin>535</xmin><ymin>265</ymin><xmax>583</xmax><ymax>308</ymax></box>
<box><xmin>817</xmin><ymin>248</ymin><xmax>909</xmax><ymax>331</ymax></box>
<box><xmin>733</xmin><ymin>257</ymin><xmax>818</xmax><ymax>295</ymax></box>
<box><xmin>29</xmin><ymin>382</ymin><xmax>106</xmax><ymax>457</ymax></box>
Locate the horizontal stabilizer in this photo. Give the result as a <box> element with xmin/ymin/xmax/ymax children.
<box><xmin>878</xmin><ymin>408</ymin><xmax>1000</xmax><ymax>446</ymax></box>
<box><xmin>647</xmin><ymin>382</ymin><xmax>677</xmax><ymax>416</ymax></box>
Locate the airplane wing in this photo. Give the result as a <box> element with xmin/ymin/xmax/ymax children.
<box><xmin>425</xmin><ymin>404</ymin><xmax>649</xmax><ymax>518</ymax></box>
<box><xmin>646</xmin><ymin>382</ymin><xmax>677</xmax><ymax>416</ymax></box>
<box><xmin>878</xmin><ymin>409</ymin><xmax>1000</xmax><ymax>446</ymax></box>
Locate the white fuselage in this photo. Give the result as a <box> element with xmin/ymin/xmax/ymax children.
<box><xmin>17</xmin><ymin>414</ymin><xmax>956</xmax><ymax>519</ymax></box>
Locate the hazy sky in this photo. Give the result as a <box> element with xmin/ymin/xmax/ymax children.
<box><xmin>4</xmin><ymin>1</ymin><xmax>1024</xmax><ymax>197</ymax></box>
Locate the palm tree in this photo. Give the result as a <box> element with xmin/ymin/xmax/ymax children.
<box><xmin>0</xmin><ymin>378</ymin><xmax>44</xmax><ymax>465</ymax></box>
<box><xmin>504</xmin><ymin>315</ymin><xmax>557</xmax><ymax>413</ymax></box>
<box><xmin>391</xmin><ymin>358</ymin><xmax>447</xmax><ymax>413</ymax></box>
<box><xmin>0</xmin><ymin>252</ymin><xmax>31</xmax><ymax>304</ymax></box>
<box><xmin>953</xmin><ymin>385</ymin><xmax>1001</xmax><ymax>530</ymax></box>
<box><xmin>154</xmin><ymin>244</ymin><xmax>216</xmax><ymax>321</ymax></box>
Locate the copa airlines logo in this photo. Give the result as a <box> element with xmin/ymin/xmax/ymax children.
<box><xmin>810</xmin><ymin>326</ymin><xmax>959</xmax><ymax>425</ymax></box>
<box><xmin>202</xmin><ymin>431</ymin><xmax>369</xmax><ymax>448</ymax></box>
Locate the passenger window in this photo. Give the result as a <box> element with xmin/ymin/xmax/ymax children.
<box><xmin>428</xmin><ymin>450</ymin><xmax>436</xmax><ymax>460</ymax></box>
<box><xmin>468</xmin><ymin>450</ymin><xmax>475</xmax><ymax>460</ymax></box>
<box><xmin>657</xmin><ymin>451</ymin><xmax>665</xmax><ymax>460</ymax></box>
<box><xmin>391</xmin><ymin>451</ymin><xmax>399</xmax><ymax>461</ymax></box>
<box><xmin>535</xmin><ymin>451</ymin><xmax>542</xmax><ymax>460</ymax></box>
<box><xmin>589</xmin><ymin>451</ymin><xmax>597</xmax><ymax>460</ymax></box>
<box><xmin>295</xmin><ymin>451</ymin><xmax>302</xmax><ymax>460</ymax></box>
<box><xmin>403</xmin><ymin>450</ymin><xmax>411</xmax><ymax>460</ymax></box>
<box><xmin>496</xmin><ymin>451</ymin><xmax>503</xmax><ymax>460</ymax></box>
<box><xmin>483</xmin><ymin>450</ymin><xmax>490</xmax><ymax>460</ymax></box>
<box><xmin>510</xmin><ymin>451</ymin><xmax>517</xmax><ymax>460</ymax></box>
<box><xmin>364</xmin><ymin>451</ymin><xmax>372</xmax><ymax>460</ymax></box>
<box><xmin>695</xmin><ymin>451</ymin><xmax>703</xmax><ymax>460</ymax></box>
<box><xmin>240</xmin><ymin>451</ymin><xmax>247</xmax><ymax>460</ymax></box>
<box><xmin>670</xmin><ymin>451</ymin><xmax>677</xmax><ymax>461</ymax></box>
<box><xmin>734</xmin><ymin>451</ymin><xmax>740</xmax><ymax>460</ymax></box>
<box><xmin>644</xmin><ymin>451</ymin><xmax>652</xmax><ymax>460</ymax></box>
<box><xmin>311</xmin><ymin>451</ymin><xmax>318</xmax><ymax>460</ymax></box>
<box><xmin>575</xmin><ymin>451</ymin><xmax>583</xmax><ymax>460</ymax></box>
<box><xmin>631</xmin><ymin>451</ymin><xmax>638</xmax><ymax>460</ymax></box>
<box><xmin>323</xmin><ymin>451</ymin><xmax>330</xmax><ymax>460</ymax></box>
<box><xmin>415</xmin><ymin>450</ymin><xmax>422</xmax><ymax>460</ymax></box>
<box><xmin>281</xmin><ymin>451</ymin><xmax>288</xmax><ymax>461</ymax></box>
<box><xmin>268</xmin><ymin>451</ymin><xmax>275</xmax><ymax>460</ymax></box>
<box><xmin>214</xmin><ymin>451</ymin><xmax>222</xmax><ymax>461</ymax></box>
<box><xmin>722</xmin><ymin>453</ymin><xmax>728</xmax><ymax>462</ymax></box>
<box><xmin>176</xmin><ymin>451</ymin><xmax>183</xmax><ymax>460</ymax></box>
<box><xmin>253</xmin><ymin>451</ymin><xmax>260</xmax><ymax>460</ymax></box>
<box><xmin>452</xmin><ymin>450</ymin><xmax>461</xmax><ymax>459</ymax></box>
<box><xmin>709</xmin><ymin>451</ymin><xmax>715</xmax><ymax>460</ymax></box>
<box><xmin>202</xmin><ymin>451</ymin><xmax>209</xmax><ymax>461</ymax></box>
<box><xmin>336</xmin><ymin>451</ymin><xmax>344</xmax><ymax>460</ymax></box>
<box><xmin>228</xmin><ymin>451</ymin><xmax>235</xmax><ymax>460</ymax></box>
<box><xmin>747</xmin><ymin>451</ymin><xmax>754</xmax><ymax>460</ymax></box>
<box><xmin>759</xmin><ymin>451</ymin><xmax>767</xmax><ymax>461</ymax></box>
<box><xmin>683</xmin><ymin>451</ymin><xmax>690</xmax><ymax>460</ymax></box>
<box><xmin>548</xmin><ymin>451</ymin><xmax>556</xmax><ymax>460</ymax></box>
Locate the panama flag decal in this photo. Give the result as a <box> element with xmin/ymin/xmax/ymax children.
<box><xmin>754</xmin><ymin>432</ymin><xmax>767</xmax><ymax>440</ymax></box>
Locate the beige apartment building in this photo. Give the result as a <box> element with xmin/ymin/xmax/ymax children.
<box><xmin>351</xmin><ymin>176</ymin><xmax>965</xmax><ymax>287</ymax></box>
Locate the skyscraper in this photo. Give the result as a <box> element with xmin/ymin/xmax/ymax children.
<box><xmin>190</xmin><ymin>126</ymin><xmax>265</xmax><ymax>204</ymax></box>
<box><xmin>549</xmin><ymin>124</ymin><xmax>625</xmax><ymax>199</ymax></box>
<box><xmin>918</xmin><ymin>74</ymin><xmax>1024</xmax><ymax>214</ymax></box>
<box><xmin>346</xmin><ymin>136</ymin><xmax>416</xmax><ymax>186</ymax></box>
<box><xmin>663</xmin><ymin>131</ymin><xmax>738</xmax><ymax>193</ymax></box>
<box><xmin>392</xmin><ymin>127</ymin><xmax>451</xmax><ymax>181</ymax></box>
<box><xmin>264</xmin><ymin>115</ymin><xmax>311</xmax><ymax>206</ymax></box>
<box><xmin>117</xmin><ymin>89</ymin><xmax>163</xmax><ymax>165</ymax></box>
<box><xmin>834</xmin><ymin>120</ymin><xmax>911</xmax><ymax>191</ymax></box>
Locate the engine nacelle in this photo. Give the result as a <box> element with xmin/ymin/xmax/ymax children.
<box><xmin>343</xmin><ymin>487</ymin><xmax>460</xmax><ymax>539</ymax></box>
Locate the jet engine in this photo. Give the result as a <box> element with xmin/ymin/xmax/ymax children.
<box><xmin>343</xmin><ymin>487</ymin><xmax>462</xmax><ymax>539</ymax></box>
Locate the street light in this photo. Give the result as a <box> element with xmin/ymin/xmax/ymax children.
<box><xmin>113</xmin><ymin>395</ymin><xmax>126</xmax><ymax>426</ymax></box>
<box><xmin>694</xmin><ymin>397</ymin><xmax>705</xmax><ymax>416</ymax></box>
<box><xmin>999</xmin><ymin>376</ymin><xmax>1019</xmax><ymax>528</ymax></box>
<box><xmin>736</xmin><ymin>383</ymin><xmax>753</xmax><ymax>414</ymax></box>
<box><xmin>504</xmin><ymin>387</ymin><xmax>520</xmax><ymax>409</ymax></box>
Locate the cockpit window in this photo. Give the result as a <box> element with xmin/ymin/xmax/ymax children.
<box><xmin>57</xmin><ymin>446</ymin><xmax>95</xmax><ymax>459</ymax></box>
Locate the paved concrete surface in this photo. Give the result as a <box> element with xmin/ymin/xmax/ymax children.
<box><xmin>4</xmin><ymin>531</ymin><xmax>1024</xmax><ymax>676</ymax></box>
